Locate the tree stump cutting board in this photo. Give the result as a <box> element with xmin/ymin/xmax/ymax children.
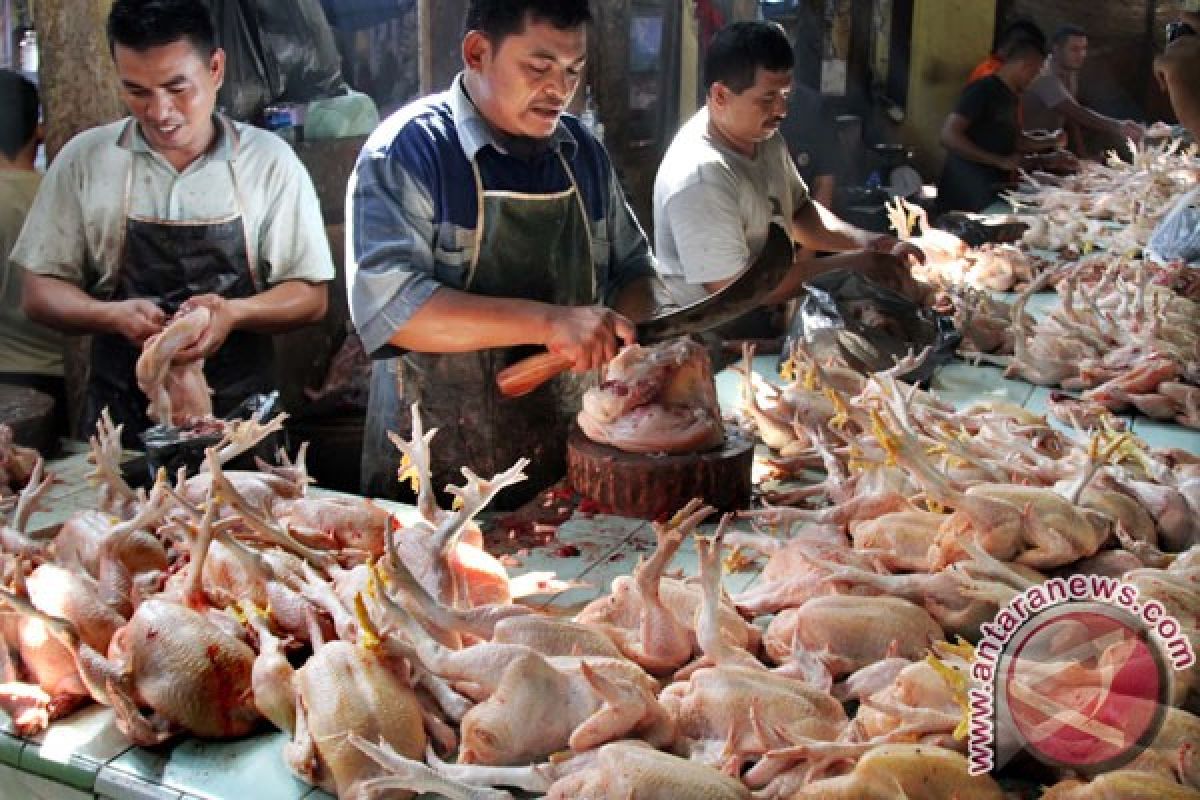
<box><xmin>566</xmin><ymin>426</ymin><xmax>754</xmax><ymax>520</ymax></box>
<box><xmin>0</xmin><ymin>385</ymin><xmax>56</xmax><ymax>455</ymax></box>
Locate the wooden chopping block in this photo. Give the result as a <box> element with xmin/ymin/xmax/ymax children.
<box><xmin>0</xmin><ymin>385</ymin><xmax>56</xmax><ymax>454</ymax></box>
<box><xmin>567</xmin><ymin>426</ymin><xmax>754</xmax><ymax>520</ymax></box>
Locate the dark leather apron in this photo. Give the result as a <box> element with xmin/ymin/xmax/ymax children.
<box><xmin>82</xmin><ymin>141</ymin><xmax>274</xmax><ymax>447</ymax></box>
<box><xmin>362</xmin><ymin>151</ymin><xmax>595</xmax><ymax>510</ymax></box>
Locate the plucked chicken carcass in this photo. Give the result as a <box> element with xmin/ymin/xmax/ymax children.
<box><xmin>136</xmin><ymin>307</ymin><xmax>214</xmax><ymax>427</ymax></box>
<box><xmin>0</xmin><ymin>584</ymin><xmax>92</xmax><ymax>736</ymax></box>
<box><xmin>281</xmin><ymin>610</ymin><xmax>428</xmax><ymax>799</ymax></box>
<box><xmin>0</xmin><ymin>458</ymin><xmax>54</xmax><ymax>563</ymax></box>
<box><xmin>762</xmin><ymin>595</ymin><xmax>943</xmax><ymax>678</ymax></box>
<box><xmin>0</xmin><ymin>423</ymin><xmax>40</xmax><ymax>497</ymax></box>
<box><xmin>384</xmin><ymin>597</ymin><xmax>673</xmax><ymax>766</ymax></box>
<box><xmin>577</xmin><ymin>337</ymin><xmax>725</xmax><ymax>454</ymax></box>
<box><xmin>771</xmin><ymin>743</ymin><xmax>1004</xmax><ymax>799</ymax></box>
<box><xmin>575</xmin><ymin>500</ymin><xmax>759</xmax><ymax>675</ymax></box>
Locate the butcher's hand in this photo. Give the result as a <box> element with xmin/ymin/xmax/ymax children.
<box><xmin>867</xmin><ymin>233</ymin><xmax>926</xmax><ymax>266</ymax></box>
<box><xmin>543</xmin><ymin>305</ymin><xmax>636</xmax><ymax>373</ymax></box>
<box><xmin>174</xmin><ymin>294</ymin><xmax>238</xmax><ymax>363</ymax></box>
<box><xmin>111</xmin><ymin>298</ymin><xmax>165</xmax><ymax>345</ymax></box>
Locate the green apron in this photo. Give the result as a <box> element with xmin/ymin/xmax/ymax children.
<box><xmin>362</xmin><ymin>151</ymin><xmax>595</xmax><ymax>510</ymax></box>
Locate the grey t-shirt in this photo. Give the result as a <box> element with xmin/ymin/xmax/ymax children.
<box><xmin>652</xmin><ymin>108</ymin><xmax>807</xmax><ymax>307</ymax></box>
<box><xmin>1022</xmin><ymin>65</ymin><xmax>1076</xmax><ymax>133</ymax></box>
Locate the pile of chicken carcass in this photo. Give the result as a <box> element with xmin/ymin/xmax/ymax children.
<box><xmin>737</xmin><ymin>343</ymin><xmax>1198</xmax><ymax>795</ymax></box>
<box><xmin>1001</xmin><ymin>256</ymin><xmax>1200</xmax><ymax>429</ymax></box>
<box><xmin>1009</xmin><ymin>136</ymin><xmax>1199</xmax><ymax>256</ymax></box>
<box><xmin>886</xmin><ymin>197</ymin><xmax>1042</xmax><ymax>293</ymax></box>
<box><xmin>0</xmin><ymin>399</ymin><xmax>1130</xmax><ymax>800</ymax></box>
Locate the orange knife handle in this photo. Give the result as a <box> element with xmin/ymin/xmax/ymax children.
<box><xmin>496</xmin><ymin>351</ymin><xmax>575</xmax><ymax>398</ymax></box>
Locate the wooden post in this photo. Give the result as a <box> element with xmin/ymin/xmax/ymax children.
<box><xmin>417</xmin><ymin>0</ymin><xmax>433</xmax><ymax>94</ymax></box>
<box><xmin>34</xmin><ymin>0</ymin><xmax>123</xmax><ymax>438</ymax></box>
<box><xmin>34</xmin><ymin>0</ymin><xmax>122</xmax><ymax>159</ymax></box>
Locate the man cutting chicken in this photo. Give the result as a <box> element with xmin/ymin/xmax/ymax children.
<box><xmin>652</xmin><ymin>20</ymin><xmax>924</xmax><ymax>341</ymax></box>
<box><xmin>14</xmin><ymin>0</ymin><xmax>333</xmax><ymax>445</ymax></box>
<box><xmin>346</xmin><ymin>0</ymin><xmax>657</xmax><ymax>508</ymax></box>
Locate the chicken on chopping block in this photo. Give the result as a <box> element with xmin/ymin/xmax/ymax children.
<box><xmin>136</xmin><ymin>306</ymin><xmax>214</xmax><ymax>427</ymax></box>
<box><xmin>577</xmin><ymin>337</ymin><xmax>725</xmax><ymax>454</ymax></box>
<box><xmin>575</xmin><ymin>499</ymin><xmax>759</xmax><ymax>676</ymax></box>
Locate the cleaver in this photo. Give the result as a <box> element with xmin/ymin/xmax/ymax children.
<box><xmin>496</xmin><ymin>222</ymin><xmax>795</xmax><ymax>398</ymax></box>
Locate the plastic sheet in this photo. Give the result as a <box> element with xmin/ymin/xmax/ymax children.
<box><xmin>137</xmin><ymin>391</ymin><xmax>285</xmax><ymax>485</ymax></box>
<box><xmin>781</xmin><ymin>269</ymin><xmax>960</xmax><ymax>386</ymax></box>
<box><xmin>1148</xmin><ymin>187</ymin><xmax>1200</xmax><ymax>265</ymax></box>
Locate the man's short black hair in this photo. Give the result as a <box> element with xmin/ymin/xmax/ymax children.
<box><xmin>704</xmin><ymin>21</ymin><xmax>794</xmax><ymax>93</ymax></box>
<box><xmin>107</xmin><ymin>0</ymin><xmax>216</xmax><ymax>57</ymax></box>
<box><xmin>464</xmin><ymin>0</ymin><xmax>591</xmax><ymax>42</ymax></box>
<box><xmin>1052</xmin><ymin>24</ymin><xmax>1087</xmax><ymax>46</ymax></box>
<box><xmin>994</xmin><ymin>18</ymin><xmax>1046</xmax><ymax>54</ymax></box>
<box><xmin>0</xmin><ymin>69</ymin><xmax>39</xmax><ymax>160</ymax></box>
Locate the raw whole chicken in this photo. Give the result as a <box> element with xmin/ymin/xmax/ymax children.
<box><xmin>0</xmin><ymin>423</ymin><xmax>40</xmax><ymax>497</ymax></box>
<box><xmin>136</xmin><ymin>307</ymin><xmax>213</xmax><ymax>427</ymax></box>
<box><xmin>577</xmin><ymin>337</ymin><xmax>725</xmax><ymax>454</ymax></box>
<box><xmin>283</xmin><ymin>636</ymin><xmax>427</xmax><ymax>798</ymax></box>
<box><xmin>779</xmin><ymin>743</ymin><xmax>1004</xmax><ymax>799</ymax></box>
<box><xmin>763</xmin><ymin>595</ymin><xmax>943</xmax><ymax>678</ymax></box>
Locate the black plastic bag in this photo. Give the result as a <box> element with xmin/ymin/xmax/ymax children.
<box><xmin>781</xmin><ymin>269</ymin><xmax>960</xmax><ymax>386</ymax></box>
<box><xmin>209</xmin><ymin>0</ymin><xmax>279</xmax><ymax>121</ymax></box>
<box><xmin>206</xmin><ymin>0</ymin><xmax>346</xmax><ymax>122</ymax></box>
<box><xmin>135</xmin><ymin>391</ymin><xmax>286</xmax><ymax>487</ymax></box>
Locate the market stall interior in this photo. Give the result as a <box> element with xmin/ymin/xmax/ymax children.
<box><xmin>1</xmin><ymin>0</ymin><xmax>1198</xmax><ymax>799</ymax></box>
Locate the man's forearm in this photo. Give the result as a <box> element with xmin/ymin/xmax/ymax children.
<box><xmin>227</xmin><ymin>280</ymin><xmax>328</xmax><ymax>333</ymax></box>
<box><xmin>387</xmin><ymin>288</ymin><xmax>554</xmax><ymax>352</ymax></box>
<box><xmin>22</xmin><ymin>273</ymin><xmax>118</xmax><ymax>335</ymax></box>
<box><xmin>791</xmin><ymin>200</ymin><xmax>870</xmax><ymax>253</ymax></box>
<box><xmin>1060</xmin><ymin>99</ymin><xmax>1122</xmax><ymax>137</ymax></box>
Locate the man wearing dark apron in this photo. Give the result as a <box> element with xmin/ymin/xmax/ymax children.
<box><xmin>348</xmin><ymin>0</ymin><xmax>657</xmax><ymax>510</ymax></box>
<box><xmin>16</xmin><ymin>0</ymin><xmax>333</xmax><ymax>446</ymax></box>
<box><xmin>83</xmin><ymin>151</ymin><xmax>275</xmax><ymax>442</ymax></box>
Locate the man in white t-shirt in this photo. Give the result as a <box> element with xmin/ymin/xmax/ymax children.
<box><xmin>653</xmin><ymin>20</ymin><xmax>923</xmax><ymax>330</ymax></box>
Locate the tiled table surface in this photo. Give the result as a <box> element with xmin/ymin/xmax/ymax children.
<box><xmin>4</xmin><ymin>287</ymin><xmax>1199</xmax><ymax>800</ymax></box>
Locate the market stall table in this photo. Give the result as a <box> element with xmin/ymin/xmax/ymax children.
<box><xmin>3</xmin><ymin>294</ymin><xmax>1198</xmax><ymax>799</ymax></box>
